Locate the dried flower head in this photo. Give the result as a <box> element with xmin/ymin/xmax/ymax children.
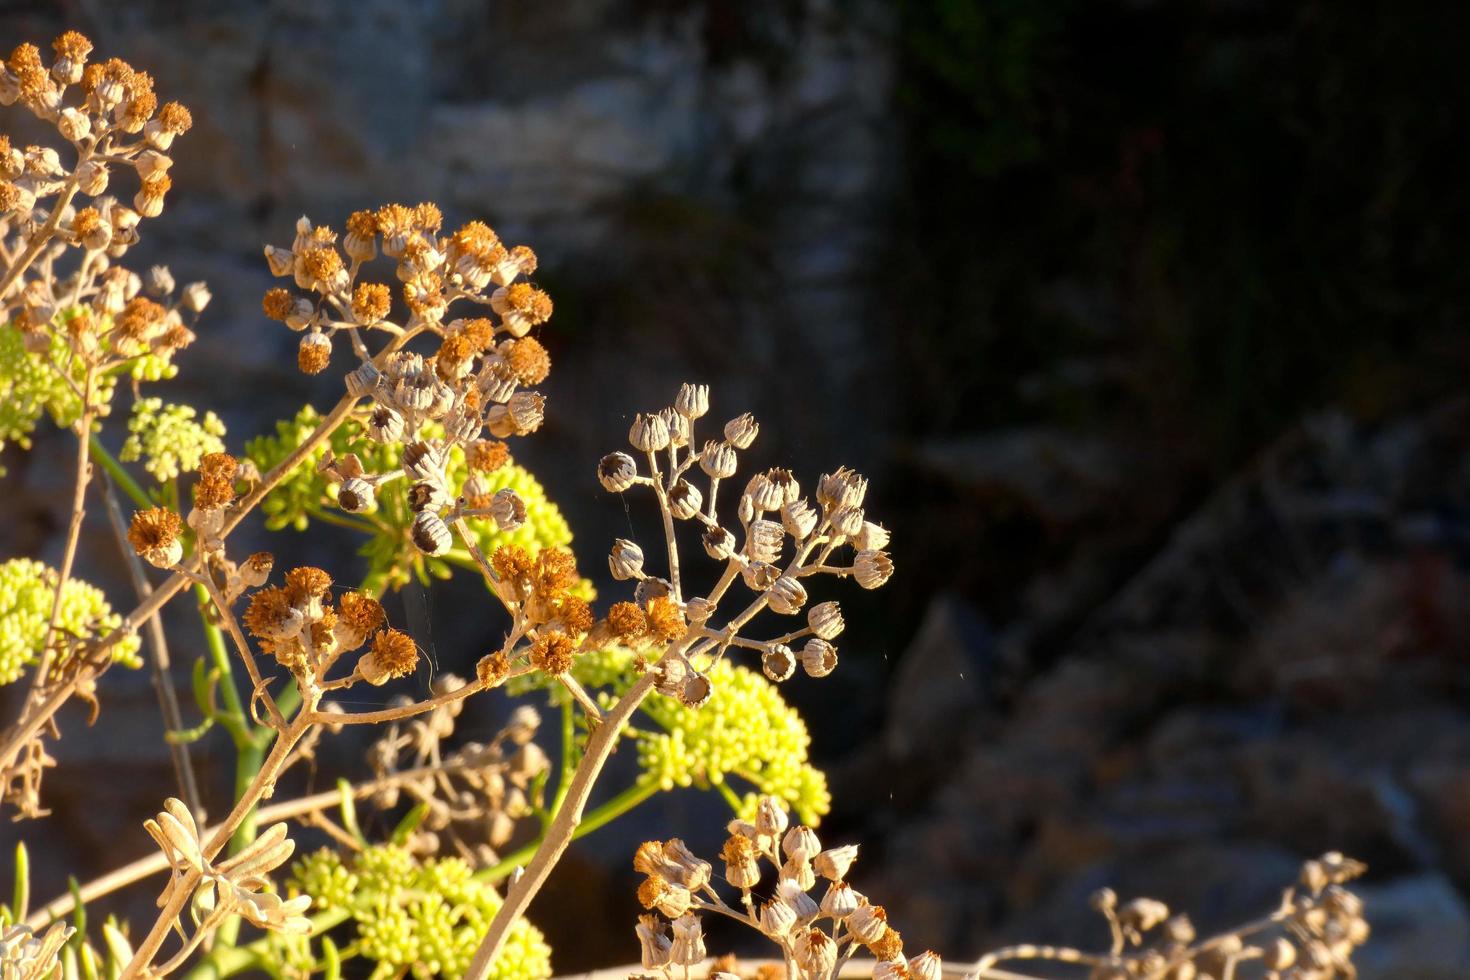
<box><xmin>126</xmin><ymin>506</ymin><xmax>183</xmax><ymax>568</ymax></box>
<box><xmin>360</xmin><ymin>628</ymin><xmax>419</xmax><ymax>685</ymax></box>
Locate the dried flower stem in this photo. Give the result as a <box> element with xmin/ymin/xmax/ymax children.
<box><xmin>100</xmin><ymin>473</ymin><xmax>204</xmax><ymax>818</ymax></box>
<box><xmin>0</xmin><ymin>328</ymin><xmax>422</xmax><ymax>777</ymax></box>
<box><xmin>0</xmin><ymin>153</ymin><xmax>86</xmax><ymax>300</ymax></box>
<box><xmin>463</xmin><ymin>663</ymin><xmax>664</xmax><ymax>980</ymax></box>
<box><xmin>25</xmin><ymin>756</ymin><xmax>491</xmax><ymax>929</ymax></box>
<box><xmin>26</xmin><ymin>367</ymin><xmax>97</xmax><ymax>709</ymax></box>
<box><xmin>120</xmin><ymin>713</ymin><xmax>314</xmax><ymax>979</ymax></box>
<box><xmin>192</xmin><ymin>571</ymin><xmax>286</xmax><ymax>732</ymax></box>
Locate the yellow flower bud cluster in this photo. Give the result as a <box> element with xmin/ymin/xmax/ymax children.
<box><xmin>533</xmin><ymin>646</ymin><xmax>831</xmax><ymax>826</ymax></box>
<box><xmin>282</xmin><ymin>845</ymin><xmax>552</xmax><ymax>980</ymax></box>
<box><xmin>0</xmin><ymin>558</ymin><xmax>140</xmax><ymax>685</ymax></box>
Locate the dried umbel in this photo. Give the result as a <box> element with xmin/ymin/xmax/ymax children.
<box><xmin>975</xmin><ymin>851</ymin><xmax>1372</xmax><ymax>980</ymax></box>
<box><xmin>260</xmin><ymin>202</ymin><xmax>555</xmax><ymax>563</ymax></box>
<box><xmin>593</xmin><ymin>385</ymin><xmax>894</xmax><ymax>709</ymax></box>
<box><xmin>633</xmin><ymin>794</ymin><xmax>933</xmax><ymax>980</ymax></box>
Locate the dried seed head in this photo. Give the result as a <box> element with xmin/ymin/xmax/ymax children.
<box><xmin>854</xmin><ymin>549</ymin><xmax>894</xmax><ymax>589</ymax></box>
<box><xmin>645</xmin><ymin>595</ymin><xmax>686</xmax><ymax>643</ymax></box>
<box><xmin>807</xmin><ymin>601</ymin><xmax>845</xmax><ymax>640</ymax></box>
<box><xmin>783</xmin><ymin>826</ymin><xmax>821</xmax><ymax>862</ymax></box>
<box><xmin>768</xmin><ymin>576</ymin><xmax>808</xmax><ymax>615</ymax></box>
<box><xmin>818</xmin><ymin>466</ymin><xmax>868</xmax><ymax>510</ymax></box>
<box><xmin>821</xmin><ymin>880</ymin><xmax>861</xmax><ymax>920</ymax></box>
<box><xmin>848</xmin><ymin>903</ymin><xmax>889</xmax><ymax>945</ymax></box>
<box><xmin>699</xmin><ymin>440</ymin><xmax>738</xmax><ymax>480</ymax></box>
<box><xmin>598</xmin><ymin>451</ymin><xmax>639</xmax><ymax>492</ymax></box>
<box><xmin>127</xmin><ymin>506</ymin><xmax>183</xmax><ymax>568</ymax></box>
<box><xmin>681</xmin><ymin>672</ymin><xmax>712</xmax><ymax>709</ymax></box>
<box><xmin>685</xmin><ymin>596</ymin><xmax>716</xmax><ymax>623</ymax></box>
<box><xmin>675</xmin><ymin>383</ymin><xmax>709</xmax><ymax>419</ymax></box>
<box><xmin>1120</xmin><ymin>898</ymin><xmax>1171</xmax><ymax>934</ymax></box>
<box><xmin>781</xmin><ymin>499</ymin><xmax>819</xmax><ymax>540</ymax></box>
<box><xmin>856</xmin><ymin>521</ymin><xmax>891</xmax><ymax>551</ymax></box>
<box><xmin>746</xmin><ymin>519</ymin><xmax>785</xmax><ymax>564</ymax></box>
<box><xmin>777</xmin><ymin>879</ymin><xmax>819</xmax><ymax>924</ymax></box>
<box><xmin>192</xmin><ymin>476</ymin><xmax>234</xmax><ymax>511</ymax></box>
<box><xmin>830</xmin><ymin>504</ymin><xmax>866</xmax><ymax>539</ymax></box>
<box><xmin>1263</xmin><ymin>937</ymin><xmax>1296</xmax><ymax>971</ymax></box>
<box><xmin>721</xmin><ymin>834</ymin><xmax>762</xmax><ymax>890</ymax></box>
<box><xmin>741</xmin><ymin>561</ymin><xmax>779</xmax><ymax>592</ymax></box>
<box><xmin>636</xmin><ymin>915</ymin><xmax>672</xmax><ymax>971</ymax></box>
<box><xmin>702</xmin><ymin>526</ymin><xmax>735</xmax><ymax>560</ymax></box>
<box><xmin>629</xmin><ymin>413</ymin><xmax>671</xmax><ymax>453</ymax></box>
<box><xmin>762</xmin><ymin>644</ymin><xmax>796</xmax><ymax>682</ymax></box>
<box><xmin>476</xmin><ymin>651</ymin><xmax>511</xmax><ymax>689</ymax></box>
<box><xmin>609</xmin><ymin>538</ymin><xmax>645</xmax><ymax>581</ymax></box>
<box><xmin>240</xmin><ymin>552</ymin><xmax>274</xmax><ymax>588</ymax></box>
<box><xmin>352</xmin><ymin>281</ymin><xmax>391</xmax><ymax>324</ymax></box>
<box><xmin>668</xmin><ymin>479</ymin><xmax>702</xmax><ymax>520</ymax></box>
<box><xmin>366</xmin><ymin>405</ymin><xmax>404</xmax><ymax>444</ymax></box>
<box><xmin>669</xmin><ymin>913</ymin><xmax>705</xmax><ymax>967</ymax></box>
<box><xmin>337</xmin><ymin>477</ymin><xmax>377</xmax><ymax>513</ymax></box>
<box><xmin>490</xmin><ymin>488</ymin><xmax>527</xmax><ymax>531</ymax></box>
<box><xmin>530</xmin><ymin>631</ymin><xmax>575</xmax><ymax>675</ymax></box>
<box><xmin>411</xmin><ymin>510</ymin><xmax>452</xmax><ymax>556</ymax></box>
<box><xmin>402</xmin><ymin>441</ymin><xmax>444</xmax><ymax>482</ymax></box>
<box><xmin>360</xmin><ymin>628</ymin><xmax>419</xmax><ymax>685</ymax></box>
<box><xmin>507</xmin><ymin>390</ymin><xmax>545</xmax><ymax>434</ymax></box>
<box><xmin>724</xmin><ymin>413</ymin><xmax>759</xmax><ymax>449</ymax></box>
<box><xmin>908</xmin><ymin>951</ymin><xmax>942</xmax><ymax>980</ymax></box>
<box><xmin>297</xmin><ymin>332</ymin><xmax>332</xmax><ymax>374</ymax></box>
<box><xmin>243</xmin><ymin>590</ymin><xmax>301</xmax><ymax>654</ymax></box>
<box><xmin>335</xmin><ymin>591</ymin><xmax>385</xmax><ymax>647</ymax></box>
<box><xmin>793</xmin><ymin>929</ymin><xmax>837</xmax><ymax>977</ymax></box>
<box><xmin>801</xmin><ymin>638</ymin><xmax>838</xmax><ymax>678</ymax></box>
<box><xmin>756</xmin><ymin>795</ymin><xmax>790</xmax><ymax>838</ymax></box>
<box><xmin>406</xmin><ymin>481</ymin><xmax>446</xmax><ymax>514</ymax></box>
<box><xmin>814</xmin><ymin>843</ymin><xmax>859</xmax><ymax>882</ymax></box>
<box><xmin>654</xmin><ymin>655</ymin><xmax>690</xmax><ymax>697</ymax></box>
<box><xmin>606</xmin><ymin>601</ymin><xmax>648</xmax><ymax>641</ymax></box>
<box><xmin>759</xmin><ymin>899</ymin><xmax>798</xmax><ymax>939</ymax></box>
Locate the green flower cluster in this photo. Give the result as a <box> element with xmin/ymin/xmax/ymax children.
<box><xmin>0</xmin><ymin>314</ymin><xmax>177</xmax><ymax>470</ymax></box>
<box><xmin>532</xmin><ymin>647</ymin><xmax>831</xmax><ymax>826</ymax></box>
<box><xmin>280</xmin><ymin>845</ymin><xmax>552</xmax><ymax>980</ymax></box>
<box><xmin>119</xmin><ymin>398</ymin><xmax>226</xmax><ymax>483</ymax></box>
<box><xmin>0</xmin><ymin>558</ymin><xmax>142</xmax><ymax>686</ymax></box>
<box><xmin>246</xmin><ymin>407</ymin><xmax>574</xmax><ymax>593</ymax></box>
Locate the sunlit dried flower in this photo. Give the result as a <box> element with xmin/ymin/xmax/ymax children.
<box><xmin>359</xmin><ymin>629</ymin><xmax>418</xmax><ymax>685</ymax></box>
<box><xmin>629</xmin><ymin>413</ymin><xmax>670</xmax><ymax>453</ymax></box>
<box><xmin>127</xmin><ymin>506</ymin><xmax>183</xmax><ymax>568</ymax></box>
<box><xmin>853</xmin><ymin>550</ymin><xmax>894</xmax><ymax>590</ymax></box>
<box><xmin>530</xmin><ymin>631</ymin><xmax>575</xmax><ymax>675</ymax></box>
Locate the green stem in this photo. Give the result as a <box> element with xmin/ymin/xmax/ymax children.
<box><xmin>714</xmin><ymin>779</ymin><xmax>744</xmax><ymax>813</ymax></box>
<box><xmin>89</xmin><ymin>435</ymin><xmax>150</xmax><ymax>508</ymax></box>
<box><xmin>472</xmin><ymin>781</ymin><xmax>659</xmax><ymax>886</ymax></box>
<box><xmin>304</xmin><ymin>504</ymin><xmax>381</xmax><ymax>536</ymax></box>
<box><xmin>193</xmin><ymin>584</ymin><xmax>250</xmax><ymax>747</ymax></box>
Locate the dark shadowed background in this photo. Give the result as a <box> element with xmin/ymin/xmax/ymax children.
<box><xmin>4</xmin><ymin>1</ymin><xmax>1470</xmax><ymax>976</ymax></box>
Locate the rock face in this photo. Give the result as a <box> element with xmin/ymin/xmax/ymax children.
<box><xmin>841</xmin><ymin>405</ymin><xmax>1470</xmax><ymax>978</ymax></box>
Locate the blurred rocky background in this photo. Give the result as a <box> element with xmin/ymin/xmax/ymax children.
<box><xmin>4</xmin><ymin>0</ymin><xmax>1470</xmax><ymax>976</ymax></box>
